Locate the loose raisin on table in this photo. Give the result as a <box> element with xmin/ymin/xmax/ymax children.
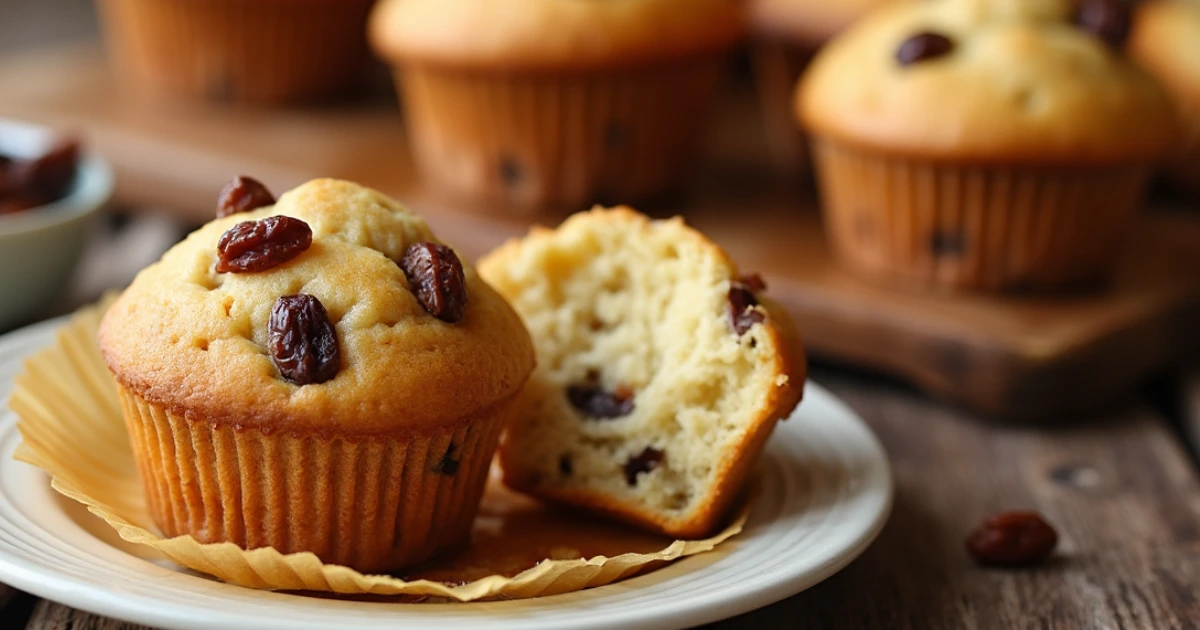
<box><xmin>268</xmin><ymin>294</ymin><xmax>340</xmax><ymax>385</ymax></box>
<box><xmin>1074</xmin><ymin>0</ymin><xmax>1131</xmax><ymax>48</ymax></box>
<box><xmin>216</xmin><ymin>216</ymin><xmax>312</xmax><ymax>273</ymax></box>
<box><xmin>567</xmin><ymin>384</ymin><xmax>635</xmax><ymax>419</ymax></box>
<box><xmin>729</xmin><ymin>277</ymin><xmax>766</xmax><ymax>336</ymax></box>
<box><xmin>624</xmin><ymin>447</ymin><xmax>665</xmax><ymax>486</ymax></box>
<box><xmin>895</xmin><ymin>32</ymin><xmax>955</xmax><ymax>66</ymax></box>
<box><xmin>398</xmin><ymin>242</ymin><xmax>468</xmax><ymax>323</ymax></box>
<box><xmin>965</xmin><ymin>511</ymin><xmax>1059</xmax><ymax>567</ymax></box>
<box><xmin>217</xmin><ymin>176</ymin><xmax>276</xmax><ymax>218</ymax></box>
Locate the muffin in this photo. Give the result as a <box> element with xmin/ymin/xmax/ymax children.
<box><xmin>368</xmin><ymin>0</ymin><xmax>746</xmax><ymax>212</ymax></box>
<box><xmin>478</xmin><ymin>208</ymin><xmax>805</xmax><ymax>538</ymax></box>
<box><xmin>98</xmin><ymin>178</ymin><xmax>535</xmax><ymax>573</ymax></box>
<box><xmin>97</xmin><ymin>0</ymin><xmax>376</xmax><ymax>104</ymax></box>
<box><xmin>1129</xmin><ymin>0</ymin><xmax>1200</xmax><ymax>197</ymax></box>
<box><xmin>797</xmin><ymin>0</ymin><xmax>1178</xmax><ymax>292</ymax></box>
<box><xmin>748</xmin><ymin>0</ymin><xmax>898</xmax><ymax>172</ymax></box>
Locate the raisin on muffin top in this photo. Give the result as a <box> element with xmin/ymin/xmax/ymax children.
<box><xmin>99</xmin><ymin>179</ymin><xmax>535</xmax><ymax>434</ymax></box>
<box><xmin>798</xmin><ymin>0</ymin><xmax>1178</xmax><ymax>163</ymax></box>
<box><xmin>369</xmin><ymin>0</ymin><xmax>746</xmax><ymax>70</ymax></box>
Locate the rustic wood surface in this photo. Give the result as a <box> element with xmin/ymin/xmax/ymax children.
<box><xmin>2</xmin><ymin>43</ymin><xmax>1199</xmax><ymax>420</ymax></box>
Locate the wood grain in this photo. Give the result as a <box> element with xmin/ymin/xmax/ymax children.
<box><xmin>1</xmin><ymin>43</ymin><xmax>1198</xmax><ymax>420</ymax></box>
<box><xmin>26</xmin><ymin>600</ymin><xmax>142</xmax><ymax>630</ymax></box>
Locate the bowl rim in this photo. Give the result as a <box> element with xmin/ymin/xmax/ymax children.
<box><xmin>0</xmin><ymin>121</ymin><xmax>114</xmax><ymax>238</ymax></box>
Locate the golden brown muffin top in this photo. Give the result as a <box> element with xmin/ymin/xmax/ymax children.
<box><xmin>99</xmin><ymin>179</ymin><xmax>535</xmax><ymax>435</ymax></box>
<box><xmin>368</xmin><ymin>0</ymin><xmax>746</xmax><ymax>70</ymax></box>
<box><xmin>1130</xmin><ymin>0</ymin><xmax>1200</xmax><ymax>111</ymax></box>
<box><xmin>749</xmin><ymin>0</ymin><xmax>899</xmax><ymax>44</ymax></box>
<box><xmin>798</xmin><ymin>0</ymin><xmax>1178</xmax><ymax>163</ymax></box>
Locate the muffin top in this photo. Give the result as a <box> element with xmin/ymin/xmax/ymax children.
<box><xmin>797</xmin><ymin>0</ymin><xmax>1178</xmax><ymax>163</ymax></box>
<box><xmin>99</xmin><ymin>179</ymin><xmax>535</xmax><ymax>435</ymax></box>
<box><xmin>1130</xmin><ymin>0</ymin><xmax>1200</xmax><ymax>112</ymax></box>
<box><xmin>749</xmin><ymin>0</ymin><xmax>899</xmax><ymax>44</ymax></box>
<box><xmin>369</xmin><ymin>0</ymin><xmax>746</xmax><ymax>70</ymax></box>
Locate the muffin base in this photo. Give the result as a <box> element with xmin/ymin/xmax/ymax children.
<box><xmin>396</xmin><ymin>57</ymin><xmax>727</xmax><ymax>213</ymax></box>
<box><xmin>117</xmin><ymin>386</ymin><xmax>510</xmax><ymax>574</ymax></box>
<box><xmin>811</xmin><ymin>138</ymin><xmax>1152</xmax><ymax>292</ymax></box>
<box><xmin>96</xmin><ymin>0</ymin><xmax>374</xmax><ymax>104</ymax></box>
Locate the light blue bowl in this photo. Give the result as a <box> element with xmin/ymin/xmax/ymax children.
<box><xmin>0</xmin><ymin>120</ymin><xmax>114</xmax><ymax>330</ymax></box>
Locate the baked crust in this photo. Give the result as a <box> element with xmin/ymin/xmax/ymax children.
<box><xmin>99</xmin><ymin>178</ymin><xmax>535</xmax><ymax>435</ymax></box>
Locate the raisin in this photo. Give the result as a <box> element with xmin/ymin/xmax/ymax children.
<box><xmin>567</xmin><ymin>384</ymin><xmax>635</xmax><ymax>419</ymax></box>
<box><xmin>624</xmin><ymin>447</ymin><xmax>665</xmax><ymax>486</ymax></box>
<box><xmin>738</xmin><ymin>273</ymin><xmax>768</xmax><ymax>294</ymax></box>
<box><xmin>436</xmin><ymin>444</ymin><xmax>459</xmax><ymax>476</ymax></box>
<box><xmin>1074</xmin><ymin>0</ymin><xmax>1132</xmax><ymax>48</ymax></box>
<box><xmin>398</xmin><ymin>242</ymin><xmax>468</xmax><ymax>323</ymax></box>
<box><xmin>217</xmin><ymin>176</ymin><xmax>276</xmax><ymax>218</ymax></box>
<box><xmin>215</xmin><ymin>216</ymin><xmax>312</xmax><ymax>273</ymax></box>
<box><xmin>966</xmin><ymin>511</ymin><xmax>1059</xmax><ymax>567</ymax></box>
<box><xmin>895</xmin><ymin>32</ymin><xmax>955</xmax><ymax>66</ymax></box>
<box><xmin>559</xmin><ymin>454</ymin><xmax>573</xmax><ymax>477</ymax></box>
<box><xmin>729</xmin><ymin>278</ymin><xmax>765</xmax><ymax>336</ymax></box>
<box><xmin>268</xmin><ymin>294</ymin><xmax>340</xmax><ymax>385</ymax></box>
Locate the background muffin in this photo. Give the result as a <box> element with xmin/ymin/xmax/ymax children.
<box><xmin>1129</xmin><ymin>0</ymin><xmax>1200</xmax><ymax>198</ymax></box>
<box><xmin>797</xmin><ymin>0</ymin><xmax>1178</xmax><ymax>292</ymax></box>
<box><xmin>97</xmin><ymin>0</ymin><xmax>376</xmax><ymax>104</ymax></box>
<box><xmin>369</xmin><ymin>0</ymin><xmax>746</xmax><ymax>213</ymax></box>
<box><xmin>99</xmin><ymin>178</ymin><xmax>535</xmax><ymax>573</ymax></box>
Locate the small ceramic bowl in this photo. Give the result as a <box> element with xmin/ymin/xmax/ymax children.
<box><xmin>0</xmin><ymin>120</ymin><xmax>113</xmax><ymax>330</ymax></box>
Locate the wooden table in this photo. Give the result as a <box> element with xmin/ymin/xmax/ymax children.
<box><xmin>4</xmin><ymin>2</ymin><xmax>1200</xmax><ymax>629</ymax></box>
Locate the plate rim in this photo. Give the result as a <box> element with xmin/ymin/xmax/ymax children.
<box><xmin>0</xmin><ymin>316</ymin><xmax>893</xmax><ymax>630</ymax></box>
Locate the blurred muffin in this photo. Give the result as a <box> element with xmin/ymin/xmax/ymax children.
<box><xmin>479</xmin><ymin>207</ymin><xmax>804</xmax><ymax>537</ymax></box>
<box><xmin>748</xmin><ymin>0</ymin><xmax>898</xmax><ymax>172</ymax></box>
<box><xmin>97</xmin><ymin>0</ymin><xmax>376</xmax><ymax>104</ymax></box>
<box><xmin>1129</xmin><ymin>0</ymin><xmax>1200</xmax><ymax>197</ymax></box>
<box><xmin>369</xmin><ymin>0</ymin><xmax>746</xmax><ymax>213</ymax></box>
<box><xmin>797</xmin><ymin>0</ymin><xmax>1178</xmax><ymax>292</ymax></box>
<box><xmin>98</xmin><ymin>178</ymin><xmax>535</xmax><ymax>573</ymax></box>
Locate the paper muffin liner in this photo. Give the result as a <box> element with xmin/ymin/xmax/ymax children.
<box><xmin>96</xmin><ymin>0</ymin><xmax>374</xmax><ymax>104</ymax></box>
<box><xmin>395</xmin><ymin>57</ymin><xmax>727</xmax><ymax>213</ymax></box>
<box><xmin>810</xmin><ymin>138</ymin><xmax>1153</xmax><ymax>292</ymax></box>
<box><xmin>750</xmin><ymin>41</ymin><xmax>815</xmax><ymax>175</ymax></box>
<box><xmin>10</xmin><ymin>300</ymin><xmax>746</xmax><ymax>600</ymax></box>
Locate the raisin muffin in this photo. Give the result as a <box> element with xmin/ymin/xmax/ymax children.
<box><xmin>748</xmin><ymin>0</ymin><xmax>898</xmax><ymax>171</ymax></box>
<box><xmin>1130</xmin><ymin>0</ymin><xmax>1200</xmax><ymax>197</ymax></box>
<box><xmin>478</xmin><ymin>208</ymin><xmax>805</xmax><ymax>538</ymax></box>
<box><xmin>98</xmin><ymin>178</ymin><xmax>535</xmax><ymax>573</ymax></box>
<box><xmin>369</xmin><ymin>0</ymin><xmax>746</xmax><ymax>212</ymax></box>
<box><xmin>797</xmin><ymin>0</ymin><xmax>1178</xmax><ymax>291</ymax></box>
<box><xmin>97</xmin><ymin>0</ymin><xmax>375</xmax><ymax>104</ymax></box>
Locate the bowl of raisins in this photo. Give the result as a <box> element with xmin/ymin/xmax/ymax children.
<box><xmin>0</xmin><ymin>119</ymin><xmax>113</xmax><ymax>330</ymax></box>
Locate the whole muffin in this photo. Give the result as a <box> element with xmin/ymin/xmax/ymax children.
<box><xmin>369</xmin><ymin>0</ymin><xmax>746</xmax><ymax>212</ymax></box>
<box><xmin>97</xmin><ymin>0</ymin><xmax>376</xmax><ymax>104</ymax></box>
<box><xmin>798</xmin><ymin>0</ymin><xmax>1178</xmax><ymax>291</ymax></box>
<box><xmin>748</xmin><ymin>0</ymin><xmax>898</xmax><ymax>171</ymax></box>
<box><xmin>1130</xmin><ymin>0</ymin><xmax>1200</xmax><ymax>197</ymax></box>
<box><xmin>98</xmin><ymin>178</ymin><xmax>535</xmax><ymax>573</ymax></box>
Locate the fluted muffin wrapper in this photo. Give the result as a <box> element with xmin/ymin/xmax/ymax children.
<box><xmin>749</xmin><ymin>40</ymin><xmax>814</xmax><ymax>174</ymax></box>
<box><xmin>96</xmin><ymin>0</ymin><xmax>374</xmax><ymax>104</ymax></box>
<box><xmin>810</xmin><ymin>138</ymin><xmax>1153</xmax><ymax>292</ymax></box>
<box><xmin>395</xmin><ymin>57</ymin><xmax>727</xmax><ymax>213</ymax></box>
<box><xmin>9</xmin><ymin>300</ymin><xmax>746</xmax><ymax>600</ymax></box>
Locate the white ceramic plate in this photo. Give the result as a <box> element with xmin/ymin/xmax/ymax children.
<box><xmin>0</xmin><ymin>317</ymin><xmax>892</xmax><ymax>630</ymax></box>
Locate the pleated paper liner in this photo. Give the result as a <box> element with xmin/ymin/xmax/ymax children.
<box><xmin>9</xmin><ymin>299</ymin><xmax>747</xmax><ymax>601</ymax></box>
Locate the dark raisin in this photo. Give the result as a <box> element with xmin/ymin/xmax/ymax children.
<box><xmin>398</xmin><ymin>242</ymin><xmax>468</xmax><ymax>323</ymax></box>
<box><xmin>738</xmin><ymin>273</ymin><xmax>768</xmax><ymax>293</ymax></box>
<box><xmin>216</xmin><ymin>216</ymin><xmax>312</xmax><ymax>274</ymax></box>
<box><xmin>930</xmin><ymin>232</ymin><xmax>966</xmax><ymax>257</ymax></box>
<box><xmin>1074</xmin><ymin>0</ymin><xmax>1132</xmax><ymax>48</ymax></box>
<box><xmin>567</xmin><ymin>384</ymin><xmax>635</xmax><ymax>419</ymax></box>
<box><xmin>559</xmin><ymin>454</ymin><xmax>573</xmax><ymax>477</ymax></box>
<box><xmin>436</xmin><ymin>444</ymin><xmax>459</xmax><ymax>476</ymax></box>
<box><xmin>728</xmin><ymin>279</ymin><xmax>765</xmax><ymax>336</ymax></box>
<box><xmin>623</xmin><ymin>447</ymin><xmax>665</xmax><ymax>486</ymax></box>
<box><xmin>896</xmin><ymin>32</ymin><xmax>955</xmax><ymax>66</ymax></box>
<box><xmin>217</xmin><ymin>176</ymin><xmax>276</xmax><ymax>218</ymax></box>
<box><xmin>966</xmin><ymin>511</ymin><xmax>1059</xmax><ymax>567</ymax></box>
<box><xmin>268</xmin><ymin>294</ymin><xmax>340</xmax><ymax>385</ymax></box>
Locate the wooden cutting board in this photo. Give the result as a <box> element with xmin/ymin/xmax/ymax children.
<box><xmin>3</xmin><ymin>42</ymin><xmax>1198</xmax><ymax>421</ymax></box>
